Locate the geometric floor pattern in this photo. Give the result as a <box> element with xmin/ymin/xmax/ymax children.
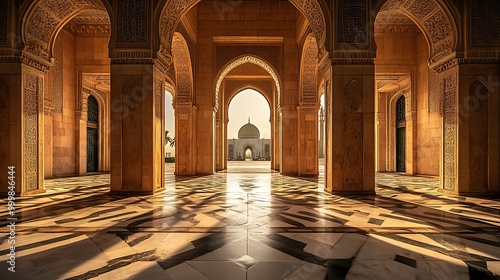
<box><xmin>1</xmin><ymin>164</ymin><xmax>499</xmax><ymax>279</ymax></box>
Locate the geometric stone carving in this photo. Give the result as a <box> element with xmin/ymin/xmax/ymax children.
<box><xmin>172</xmin><ymin>33</ymin><xmax>193</xmax><ymax>106</ymax></box>
<box><xmin>156</xmin><ymin>79</ymin><xmax>162</xmax><ymax>118</ymax></box>
<box><xmin>0</xmin><ymin>1</ymin><xmax>7</xmax><ymax>43</ymax></box>
<box><xmin>301</xmin><ymin>34</ymin><xmax>318</xmax><ymax>104</ymax></box>
<box><xmin>442</xmin><ymin>68</ymin><xmax>458</xmax><ymax>191</ymax></box>
<box><xmin>338</xmin><ymin>0</ymin><xmax>367</xmax><ymax>44</ymax></box>
<box><xmin>52</xmin><ymin>35</ymin><xmax>63</xmax><ymax>113</ymax></box>
<box><xmin>215</xmin><ymin>56</ymin><xmax>281</xmax><ymax>111</ymax></box>
<box><xmin>24</xmin><ymin>73</ymin><xmax>40</xmax><ymax>191</ymax></box>
<box><xmin>116</xmin><ymin>0</ymin><xmax>148</xmax><ymax>44</ymax></box>
<box><xmin>470</xmin><ymin>0</ymin><xmax>500</xmax><ymax>45</ymax></box>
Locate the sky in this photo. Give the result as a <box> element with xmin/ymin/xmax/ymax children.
<box><xmin>228</xmin><ymin>89</ymin><xmax>270</xmax><ymax>139</ymax></box>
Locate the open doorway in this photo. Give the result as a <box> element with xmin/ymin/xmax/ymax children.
<box><xmin>227</xmin><ymin>89</ymin><xmax>271</xmax><ymax>172</ymax></box>
<box><xmin>164</xmin><ymin>86</ymin><xmax>175</xmax><ymax>176</ymax></box>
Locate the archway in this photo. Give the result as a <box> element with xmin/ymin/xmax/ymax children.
<box><xmin>374</xmin><ymin>0</ymin><xmax>459</xmax><ymax>191</ymax></box>
<box><xmin>171</xmin><ymin>32</ymin><xmax>196</xmax><ymax>175</ymax></box>
<box><xmin>164</xmin><ymin>81</ymin><xmax>176</xmax><ymax>175</ymax></box>
<box><xmin>21</xmin><ymin>0</ymin><xmax>112</xmax><ymax>187</ymax></box>
<box><xmin>226</xmin><ymin>89</ymin><xmax>271</xmax><ymax>171</ymax></box>
<box><xmin>244</xmin><ymin>146</ymin><xmax>253</xmax><ymax>161</ymax></box>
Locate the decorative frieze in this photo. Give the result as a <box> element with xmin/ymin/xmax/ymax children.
<box><xmin>68</xmin><ymin>23</ymin><xmax>110</xmax><ymax>36</ymax></box>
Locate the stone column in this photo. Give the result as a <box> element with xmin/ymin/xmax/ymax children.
<box><xmin>110</xmin><ymin>62</ymin><xmax>165</xmax><ymax>194</ymax></box>
<box><xmin>444</xmin><ymin>62</ymin><xmax>500</xmax><ymax>195</ymax></box>
<box><xmin>175</xmin><ymin>104</ymin><xmax>197</xmax><ymax>175</ymax></box>
<box><xmin>280</xmin><ymin>107</ymin><xmax>298</xmax><ymax>175</ymax></box>
<box><xmin>297</xmin><ymin>105</ymin><xmax>319</xmax><ymax>176</ymax></box>
<box><xmin>0</xmin><ymin>60</ymin><xmax>46</xmax><ymax>196</ymax></box>
<box><xmin>325</xmin><ymin>63</ymin><xmax>375</xmax><ymax>195</ymax></box>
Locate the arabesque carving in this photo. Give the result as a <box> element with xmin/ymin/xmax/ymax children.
<box><xmin>215</xmin><ymin>56</ymin><xmax>281</xmax><ymax>111</ymax></box>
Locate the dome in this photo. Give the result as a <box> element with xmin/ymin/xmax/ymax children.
<box><xmin>238</xmin><ymin>120</ymin><xmax>260</xmax><ymax>139</ymax></box>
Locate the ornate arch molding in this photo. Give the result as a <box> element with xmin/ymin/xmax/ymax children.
<box><xmin>171</xmin><ymin>33</ymin><xmax>193</xmax><ymax>106</ymax></box>
<box><xmin>375</xmin><ymin>0</ymin><xmax>458</xmax><ymax>66</ymax></box>
<box><xmin>22</xmin><ymin>0</ymin><xmax>111</xmax><ymax>64</ymax></box>
<box><xmin>157</xmin><ymin>0</ymin><xmax>327</xmax><ymax>56</ymax></box>
<box><xmin>300</xmin><ymin>34</ymin><xmax>319</xmax><ymax>106</ymax></box>
<box><xmin>215</xmin><ymin>55</ymin><xmax>281</xmax><ymax>112</ymax></box>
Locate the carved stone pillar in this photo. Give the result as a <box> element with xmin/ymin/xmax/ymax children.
<box><xmin>325</xmin><ymin>63</ymin><xmax>375</xmax><ymax>195</ymax></box>
<box><xmin>0</xmin><ymin>60</ymin><xmax>46</xmax><ymax>196</ymax></box>
<box><xmin>297</xmin><ymin>105</ymin><xmax>319</xmax><ymax>176</ymax></box>
<box><xmin>175</xmin><ymin>105</ymin><xmax>197</xmax><ymax>175</ymax></box>
<box><xmin>109</xmin><ymin>62</ymin><xmax>165</xmax><ymax>194</ymax></box>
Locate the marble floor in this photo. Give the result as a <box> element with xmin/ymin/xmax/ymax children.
<box><xmin>1</xmin><ymin>164</ymin><xmax>499</xmax><ymax>280</ymax></box>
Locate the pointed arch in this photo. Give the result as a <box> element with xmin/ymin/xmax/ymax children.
<box><xmin>22</xmin><ymin>0</ymin><xmax>111</xmax><ymax>63</ymax></box>
<box><xmin>215</xmin><ymin>55</ymin><xmax>281</xmax><ymax>111</ymax></box>
<box><xmin>374</xmin><ymin>0</ymin><xmax>458</xmax><ymax>65</ymax></box>
<box><xmin>156</xmin><ymin>0</ymin><xmax>327</xmax><ymax>57</ymax></box>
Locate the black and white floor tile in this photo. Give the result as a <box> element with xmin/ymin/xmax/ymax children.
<box><xmin>0</xmin><ymin>166</ymin><xmax>499</xmax><ymax>279</ymax></box>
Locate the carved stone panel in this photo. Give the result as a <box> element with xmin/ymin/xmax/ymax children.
<box><xmin>116</xmin><ymin>0</ymin><xmax>149</xmax><ymax>44</ymax></box>
<box><xmin>301</xmin><ymin>36</ymin><xmax>318</xmax><ymax>102</ymax></box>
<box><xmin>156</xmin><ymin>79</ymin><xmax>163</xmax><ymax>118</ymax></box>
<box><xmin>442</xmin><ymin>69</ymin><xmax>458</xmax><ymax>191</ymax></box>
<box><xmin>470</xmin><ymin>0</ymin><xmax>500</xmax><ymax>45</ymax></box>
<box><xmin>52</xmin><ymin>35</ymin><xmax>63</xmax><ymax>113</ymax></box>
<box><xmin>0</xmin><ymin>1</ymin><xmax>7</xmax><ymax>43</ymax></box>
<box><xmin>24</xmin><ymin>73</ymin><xmax>41</xmax><ymax>191</ymax></box>
<box><xmin>337</xmin><ymin>0</ymin><xmax>367</xmax><ymax>44</ymax></box>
